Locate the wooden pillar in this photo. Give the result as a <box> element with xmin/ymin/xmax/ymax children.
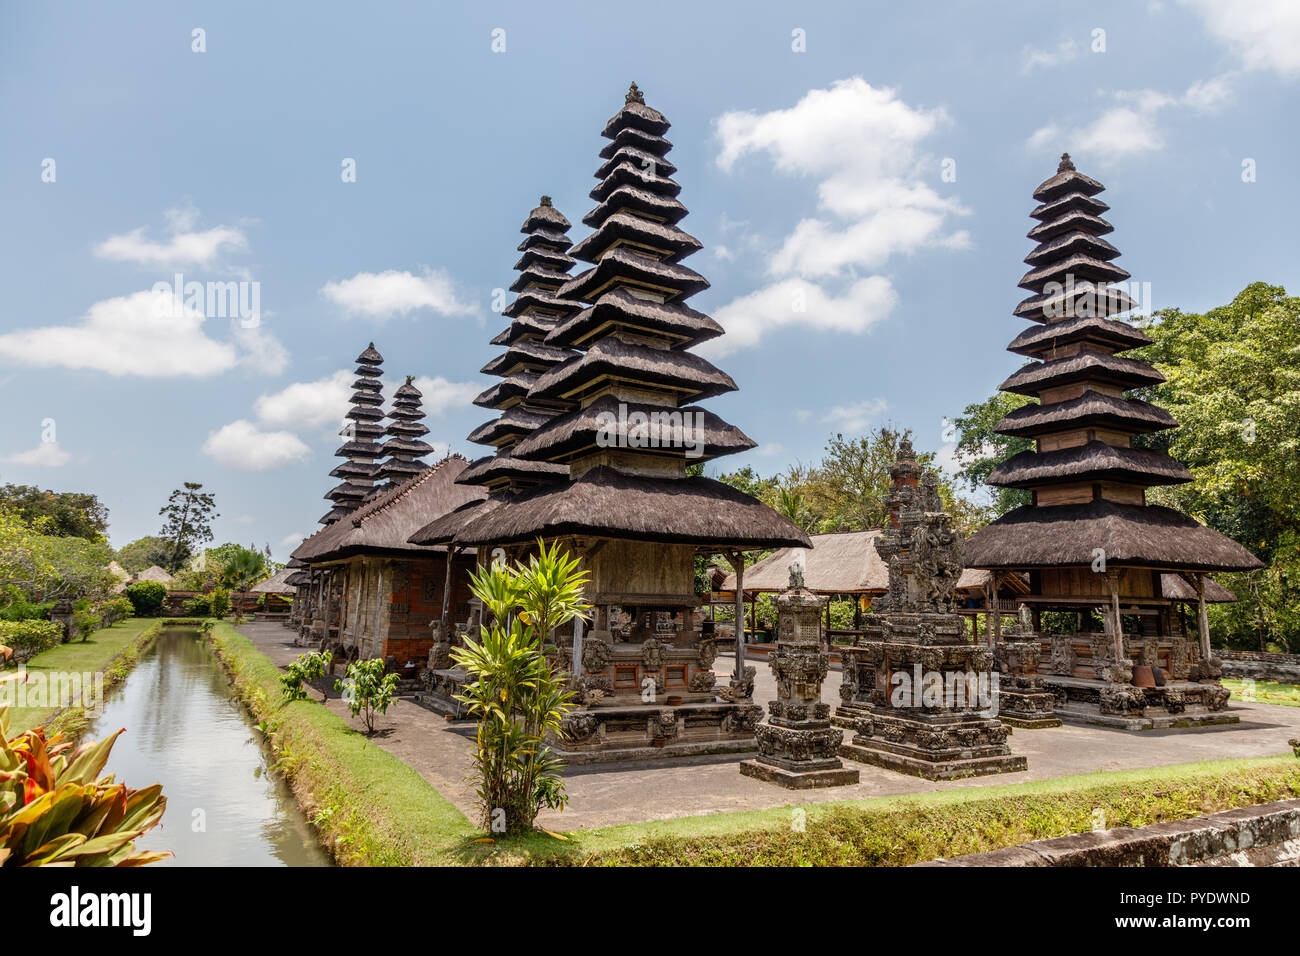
<box><xmin>1194</xmin><ymin>573</ymin><xmax>1212</xmax><ymax>662</ymax></box>
<box><xmin>983</xmin><ymin>582</ymin><xmax>995</xmax><ymax>649</ymax></box>
<box><xmin>440</xmin><ymin>546</ymin><xmax>459</xmax><ymax>629</ymax></box>
<box><xmin>572</xmin><ymin>614</ymin><xmax>584</xmax><ymax>679</ymax></box>
<box><xmin>727</xmin><ymin>552</ymin><xmax>746</xmax><ymax>682</ymax></box>
<box><xmin>1107</xmin><ymin>570</ymin><xmax>1124</xmax><ymax>661</ymax></box>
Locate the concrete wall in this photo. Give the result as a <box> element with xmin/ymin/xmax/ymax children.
<box><xmin>1219</xmin><ymin>649</ymin><xmax>1300</xmax><ymax>683</ymax></box>
<box><xmin>920</xmin><ymin>799</ymin><xmax>1300</xmax><ymax>866</ymax></box>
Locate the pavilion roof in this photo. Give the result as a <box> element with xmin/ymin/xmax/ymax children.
<box><xmin>250</xmin><ymin>567</ymin><xmax>296</xmax><ymax>595</ymax></box>
<box><xmin>720</xmin><ymin>530</ymin><xmax>887</xmax><ymax>594</ymax></box>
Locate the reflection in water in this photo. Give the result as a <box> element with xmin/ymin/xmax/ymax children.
<box><xmin>86</xmin><ymin>629</ymin><xmax>330</xmax><ymax>867</ymax></box>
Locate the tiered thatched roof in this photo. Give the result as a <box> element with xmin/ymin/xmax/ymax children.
<box><xmin>322</xmin><ymin>343</ymin><xmax>386</xmax><ymax>525</ymax></box>
<box><xmin>295</xmin><ymin>455</ymin><xmax>484</xmax><ymax>562</ymax></box>
<box><xmin>375</xmin><ymin>376</ymin><xmax>434</xmax><ymax>489</ymax></box>
<box><xmin>250</xmin><ymin>567</ymin><xmax>296</xmax><ymax>595</ymax></box>
<box><xmin>966</xmin><ymin>156</ymin><xmax>1261</xmax><ymax>573</ymax></box>
<box><xmin>414</xmin><ymin>84</ymin><xmax>808</xmax><ymax>554</ymax></box>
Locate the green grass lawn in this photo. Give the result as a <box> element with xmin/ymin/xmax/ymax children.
<box><xmin>1224</xmin><ymin>677</ymin><xmax>1300</xmax><ymax>707</ymax></box>
<box><xmin>5</xmin><ymin>616</ymin><xmax>159</xmax><ymax>734</ymax></box>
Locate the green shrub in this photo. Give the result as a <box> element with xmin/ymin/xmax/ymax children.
<box><xmin>0</xmin><ymin>619</ymin><xmax>62</xmax><ymax>664</ymax></box>
<box><xmin>209</xmin><ymin>588</ymin><xmax>231</xmax><ymax>618</ymax></box>
<box><xmin>282</xmin><ymin>650</ymin><xmax>332</xmax><ymax>702</ymax></box>
<box><xmin>100</xmin><ymin>597</ymin><xmax>134</xmax><ymax>626</ymax></box>
<box><xmin>0</xmin><ymin>599</ymin><xmax>55</xmax><ymax>622</ymax></box>
<box><xmin>124</xmin><ymin>581</ymin><xmax>167</xmax><ymax>617</ymax></box>
<box><xmin>335</xmin><ymin>657</ymin><xmax>399</xmax><ymax>735</ymax></box>
<box><xmin>71</xmin><ymin>610</ymin><xmax>103</xmax><ymax>642</ymax></box>
<box><xmin>182</xmin><ymin>594</ymin><xmax>212</xmax><ymax>616</ymax></box>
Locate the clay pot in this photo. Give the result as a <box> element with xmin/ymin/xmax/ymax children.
<box><xmin>665</xmin><ymin>696</ymin><xmax>683</xmax><ymax>706</ymax></box>
<box><xmin>1132</xmin><ymin>665</ymin><xmax>1156</xmax><ymax>688</ymax></box>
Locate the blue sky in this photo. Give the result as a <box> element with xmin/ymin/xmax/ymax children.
<box><xmin>1</xmin><ymin>0</ymin><xmax>1297</xmax><ymax>559</ymax></box>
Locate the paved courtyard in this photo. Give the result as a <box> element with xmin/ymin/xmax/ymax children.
<box><xmin>238</xmin><ymin>622</ymin><xmax>1300</xmax><ymax>830</ymax></box>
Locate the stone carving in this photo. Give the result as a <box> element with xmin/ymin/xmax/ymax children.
<box><xmin>641</xmin><ymin>637</ymin><xmax>665</xmax><ymax>671</ymax></box>
<box><xmin>688</xmin><ymin>670</ymin><xmax>717</xmax><ymax>693</ymax></box>
<box><xmin>696</xmin><ymin>636</ymin><xmax>717</xmax><ymax>669</ymax></box>
<box><xmin>654</xmin><ymin>709</ymin><xmax>678</xmax><ymax>740</ymax></box>
<box><xmin>561</xmin><ymin>712</ymin><xmax>599</xmax><ymax>742</ymax></box>
<box><xmin>722</xmin><ymin>704</ymin><xmax>762</xmax><ymax>734</ymax></box>
<box><xmin>719</xmin><ymin>666</ymin><xmax>756</xmax><ymax>701</ymax></box>
<box><xmin>581</xmin><ymin>636</ymin><xmax>610</xmax><ymax>673</ymax></box>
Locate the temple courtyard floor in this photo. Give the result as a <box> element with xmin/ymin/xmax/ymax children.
<box><xmin>236</xmin><ymin>621</ymin><xmax>1300</xmax><ymax>831</ymax></box>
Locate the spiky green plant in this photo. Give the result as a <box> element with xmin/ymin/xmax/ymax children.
<box><xmin>452</xmin><ymin>540</ymin><xmax>589</xmax><ymax>835</ymax></box>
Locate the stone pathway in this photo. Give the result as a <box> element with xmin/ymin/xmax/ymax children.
<box><xmin>238</xmin><ymin>623</ymin><xmax>1300</xmax><ymax>831</ymax></box>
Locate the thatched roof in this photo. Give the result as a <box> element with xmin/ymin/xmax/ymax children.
<box><xmin>545</xmin><ymin>289</ymin><xmax>722</xmax><ymax>350</ymax></box>
<box><xmin>1160</xmin><ymin>573</ymin><xmax>1237</xmax><ymax>603</ymax></box>
<box><xmin>294</xmin><ymin>456</ymin><xmax>485</xmax><ymax>561</ymax></box>
<box><xmin>595</xmin><ymin>144</ymin><xmax>676</xmax><ymax>180</ymax></box>
<box><xmin>510</xmin><ymin>394</ymin><xmax>755</xmax><ymax>464</ymax></box>
<box><xmin>965</xmin><ymin>501</ymin><xmax>1263</xmax><ymax>573</ymax></box>
<box><xmin>1032</xmin><ymin>156</ymin><xmax>1105</xmax><ymax>202</ymax></box>
<box><xmin>582</xmin><ymin>184</ymin><xmax>687</xmax><ymax>229</ymax></box>
<box><xmin>987</xmin><ymin>441</ymin><xmax>1192</xmax><ymax>488</ymax></box>
<box><xmin>1000</xmin><ymin>349</ymin><xmax>1165</xmax><ymax>395</ymax></box>
<box><xmin>1007</xmin><ymin>314</ymin><xmax>1152</xmax><ymax>356</ymax></box>
<box><xmin>284</xmin><ymin>570</ymin><xmax>310</xmax><ymax>587</ymax></box>
<box><xmin>1014</xmin><ymin>282</ymin><xmax>1137</xmax><ymax>323</ymax></box>
<box><xmin>719</xmin><ymin>530</ymin><xmax>887</xmax><ymax>594</ymax></box>
<box><xmin>250</xmin><ymin>568</ymin><xmax>296</xmax><ymax>595</ymax></box>
<box><xmin>591</xmin><ymin>162</ymin><xmax>681</xmax><ymax>202</ymax></box>
<box><xmin>135</xmin><ymin>565</ymin><xmax>173</xmax><ymax>585</ymax></box>
<box><xmin>529</xmin><ymin>336</ymin><xmax>737</xmax><ymax>404</ymax></box>
<box><xmin>569</xmin><ymin>213</ymin><xmax>702</xmax><ymax>266</ymax></box>
<box><xmin>560</xmin><ymin>247</ymin><xmax>709</xmax><ymax>303</ymax></box>
<box><xmin>451</xmin><ymin>465</ymin><xmax>811</xmax><ymax>551</ymax></box>
<box><xmin>408</xmin><ymin>496</ymin><xmax>505</xmax><ymax>546</ymax></box>
<box><xmin>454</xmin><ymin>454</ymin><xmax>567</xmax><ymax>486</ymax></box>
<box><xmin>995</xmin><ymin>391</ymin><xmax>1176</xmax><ymax>438</ymax></box>
<box><xmin>1024</xmin><ymin>229</ymin><xmax>1120</xmax><ymax>267</ymax></box>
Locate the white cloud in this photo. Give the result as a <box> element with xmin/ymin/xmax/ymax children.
<box><xmin>279</xmin><ymin>532</ymin><xmax>306</xmax><ymax>550</ymax></box>
<box><xmin>715</xmin><ymin>77</ymin><xmax>965</xmax><ymax>280</ymax></box>
<box><xmin>703</xmin><ymin>276</ymin><xmax>898</xmax><ymax>358</ymax></box>
<box><xmin>254</xmin><ymin>370</ymin><xmax>354</xmax><ymax>431</ymax></box>
<box><xmin>94</xmin><ymin>204</ymin><xmax>248</xmax><ymax>268</ymax></box>
<box><xmin>202</xmin><ymin>420</ymin><xmax>310</xmax><ymax>472</ymax></box>
<box><xmin>1182</xmin><ymin>0</ymin><xmax>1300</xmax><ymax>78</ymax></box>
<box><xmin>407</xmin><ymin>375</ymin><xmax>480</xmax><ymax>417</ymax></box>
<box><xmin>0</xmin><ymin>288</ymin><xmax>241</xmax><ymax>377</ymax></box>
<box><xmin>819</xmin><ymin>398</ymin><xmax>889</xmax><ymax>434</ymax></box>
<box><xmin>322</xmin><ymin>268</ymin><xmax>479</xmax><ymax>321</ymax></box>
<box><xmin>3</xmin><ymin>441</ymin><xmax>71</xmax><ymax>467</ymax></box>
<box><xmin>1026</xmin><ymin>75</ymin><xmax>1236</xmax><ymax>161</ymax></box>
<box><xmin>754</xmin><ymin>442</ymin><xmax>786</xmax><ymax>458</ymax></box>
<box><xmin>231</xmin><ymin>322</ymin><xmax>290</xmax><ymax>375</ymax></box>
<box><xmin>1021</xmin><ymin>38</ymin><xmax>1080</xmax><ymax>73</ymax></box>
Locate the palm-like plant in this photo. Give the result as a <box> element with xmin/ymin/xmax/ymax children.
<box><xmin>217</xmin><ymin>547</ymin><xmax>267</xmax><ymax>593</ymax></box>
<box><xmin>452</xmin><ymin>540</ymin><xmax>589</xmax><ymax>835</ymax></box>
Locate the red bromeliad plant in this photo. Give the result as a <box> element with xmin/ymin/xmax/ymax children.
<box><xmin>0</xmin><ymin>696</ymin><xmax>170</xmax><ymax>867</ymax></box>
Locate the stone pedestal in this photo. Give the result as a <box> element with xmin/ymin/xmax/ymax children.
<box><xmin>995</xmin><ymin>636</ymin><xmax>1060</xmax><ymax>728</ymax></box>
<box><xmin>740</xmin><ymin>567</ymin><xmax>858</xmax><ymax>789</ymax></box>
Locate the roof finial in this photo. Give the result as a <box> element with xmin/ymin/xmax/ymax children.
<box><xmin>1058</xmin><ymin>152</ymin><xmax>1075</xmax><ymax>173</ymax></box>
<box><xmin>539</xmin><ymin>195</ymin><xmax>552</xmax><ymax>207</ymax></box>
<box><xmin>368</xmin><ymin>341</ymin><xmax>375</xmax><ymax>348</ymax></box>
<box><xmin>405</xmin><ymin>374</ymin><xmax>415</xmax><ymax>385</ymax></box>
<box><xmin>626</xmin><ymin>81</ymin><xmax>644</xmax><ymax>105</ymax></box>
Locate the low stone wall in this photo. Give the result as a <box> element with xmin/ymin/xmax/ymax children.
<box><xmin>1219</xmin><ymin>649</ymin><xmax>1300</xmax><ymax>683</ymax></box>
<box><xmin>920</xmin><ymin>799</ymin><xmax>1300</xmax><ymax>866</ymax></box>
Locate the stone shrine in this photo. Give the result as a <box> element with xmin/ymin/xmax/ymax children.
<box><xmin>837</xmin><ymin>441</ymin><xmax>1027</xmax><ymax>779</ymax></box>
<box><xmin>741</xmin><ymin>559</ymin><xmax>859</xmax><ymax>788</ymax></box>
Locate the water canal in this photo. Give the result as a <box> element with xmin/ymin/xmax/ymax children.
<box><xmin>85</xmin><ymin>627</ymin><xmax>330</xmax><ymax>867</ymax></box>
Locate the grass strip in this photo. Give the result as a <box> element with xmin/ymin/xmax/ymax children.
<box><xmin>7</xmin><ymin>617</ymin><xmax>162</xmax><ymax>738</ymax></box>
<box><xmin>204</xmin><ymin>622</ymin><xmax>478</xmax><ymax>866</ymax></box>
<box><xmin>1224</xmin><ymin>677</ymin><xmax>1300</xmax><ymax>707</ymax></box>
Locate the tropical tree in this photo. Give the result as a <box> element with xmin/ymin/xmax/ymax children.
<box><xmin>114</xmin><ymin>535</ymin><xmax>173</xmax><ymax>574</ymax></box>
<box><xmin>453</xmin><ymin>540</ymin><xmax>588</xmax><ymax>835</ymax></box>
<box><xmin>0</xmin><ymin>485</ymin><xmax>109</xmax><ymax>541</ymax></box>
<box><xmin>158</xmin><ymin>482</ymin><xmax>218</xmax><ymax>574</ymax></box>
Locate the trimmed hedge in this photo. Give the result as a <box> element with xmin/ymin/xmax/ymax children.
<box><xmin>0</xmin><ymin>619</ymin><xmax>63</xmax><ymax>664</ymax></box>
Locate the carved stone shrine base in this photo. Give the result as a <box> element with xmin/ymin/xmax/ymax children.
<box><xmin>739</xmin><ymin>717</ymin><xmax>859</xmax><ymax>789</ymax></box>
<box><xmin>548</xmin><ymin>700</ymin><xmax>763</xmax><ymax>764</ymax></box>
<box><xmin>839</xmin><ymin>709</ymin><xmax>1027</xmax><ymax>780</ymax></box>
<box><xmin>1045</xmin><ymin>676</ymin><xmax>1238</xmax><ymax>730</ymax></box>
<box><xmin>996</xmin><ymin>640</ymin><xmax>1060</xmax><ymax>728</ymax></box>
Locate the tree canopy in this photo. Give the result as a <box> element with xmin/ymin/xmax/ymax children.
<box><xmin>0</xmin><ymin>484</ymin><xmax>109</xmax><ymax>541</ymax></box>
<box><xmin>158</xmin><ymin>482</ymin><xmax>218</xmax><ymax>574</ymax></box>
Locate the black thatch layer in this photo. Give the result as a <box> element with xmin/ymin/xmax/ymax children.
<box><xmin>480</xmin><ymin>340</ymin><xmax>576</xmax><ymax>376</ymax></box>
<box><xmin>326</xmin><ymin>481</ymin><xmax>372</xmax><ymax>501</ymax></box>
<box><xmin>467</xmin><ymin>406</ymin><xmax>554</xmax><ymax>446</ymax></box>
<box><xmin>490</xmin><ymin>313</ymin><xmax>556</xmax><ymax>346</ymax></box>
<box><xmin>502</xmin><ymin>289</ymin><xmax>585</xmax><ymax>319</ymax></box>
<box><xmin>965</xmin><ymin>501</ymin><xmax>1262</xmax><ymax>572</ymax></box>
<box><xmin>330</xmin><ymin>460</ymin><xmax>379</xmax><ymax>480</ymax></box>
<box><xmin>529</xmin><ymin>336</ymin><xmax>738</xmax><ymax>403</ymax></box>
<box><xmin>1032</xmin><ymin>157</ymin><xmax>1105</xmax><ymax>202</ymax></box>
<box><xmin>1027</xmin><ymin>209</ymin><xmax>1113</xmax><ymax>242</ymax></box>
<box><xmin>590</xmin><ymin>162</ymin><xmax>681</xmax><ymax>202</ymax></box>
<box><xmin>334</xmin><ymin>440</ymin><xmax>384</xmax><ymax>458</ymax></box>
<box><xmin>995</xmin><ymin>391</ymin><xmax>1177</xmax><ymax>437</ymax></box>
<box><xmin>1030</xmin><ymin>191</ymin><xmax>1110</xmax><ymax>223</ymax></box>
<box><xmin>508</xmin><ymin>264</ymin><xmax>572</xmax><ymax>293</ymax></box>
<box><xmin>454</xmin><ymin>454</ymin><xmax>568</xmax><ymax>487</ymax></box>
<box><xmin>598</xmin><ymin>125</ymin><xmax>672</xmax><ymax>159</ymax></box>
<box><xmin>1014</xmin><ymin>282</ymin><xmax>1138</xmax><ymax>323</ymax></box>
<box><xmin>356</xmin><ymin>343</ymin><xmax>383</xmax><ymax>364</ymax></box>
<box><xmin>517</xmin><ymin>227</ymin><xmax>571</xmax><ymax>252</ymax></box>
<box><xmin>473</xmin><ymin>372</ymin><xmax>538</xmax><ymax>410</ymax></box>
<box><xmin>513</xmin><ymin>247</ymin><xmax>575</xmax><ymax>274</ymax></box>
<box><xmin>284</xmin><ymin>570</ymin><xmax>310</xmax><ymax>587</ymax></box>
<box><xmin>1007</xmin><ymin>314</ymin><xmax>1153</xmax><ymax>356</ymax></box>
<box><xmin>582</xmin><ymin>185</ymin><xmax>688</xmax><ymax>228</ymax></box>
<box><xmin>569</xmin><ymin>212</ymin><xmax>702</xmax><ymax>265</ymax></box>
<box><xmin>521</xmin><ymin>198</ymin><xmax>571</xmax><ymax>233</ymax></box>
<box><xmin>1000</xmin><ymin>349</ymin><xmax>1165</xmax><ymax>395</ymax></box>
<box><xmin>560</xmin><ymin>248</ymin><xmax>709</xmax><ymax>303</ymax></box>
<box><xmin>596</xmin><ymin>145</ymin><xmax>676</xmax><ymax>180</ymax></box>
<box><xmin>1024</xmin><ymin>229</ymin><xmax>1121</xmax><ymax>266</ymax></box>
<box><xmin>601</xmin><ymin>86</ymin><xmax>670</xmax><ymax>138</ymax></box>
<box><xmin>510</xmin><ymin>394</ymin><xmax>755</xmax><ymax>463</ymax></box>
<box><xmin>544</xmin><ymin>289</ymin><xmax>723</xmax><ymax>350</ymax></box>
<box><xmin>452</xmin><ymin>466</ymin><xmax>812</xmax><ymax>550</ymax></box>
<box><xmin>1018</xmin><ymin>251</ymin><xmax>1131</xmax><ymax>291</ymax></box>
<box><xmin>987</xmin><ymin>441</ymin><xmax>1192</xmax><ymax>488</ymax></box>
